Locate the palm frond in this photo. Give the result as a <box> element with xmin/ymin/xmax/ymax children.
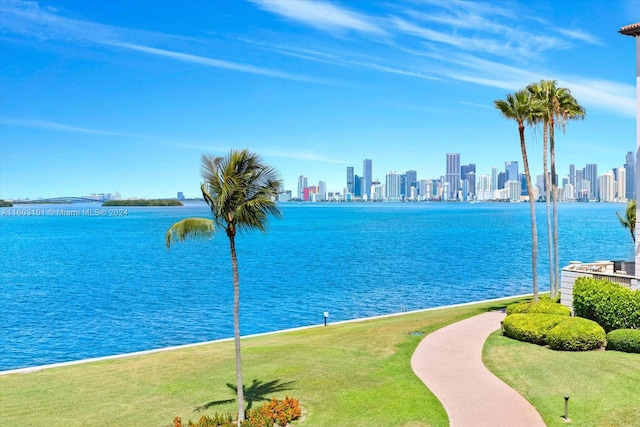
<box><xmin>165</xmin><ymin>217</ymin><xmax>215</xmax><ymax>249</ymax></box>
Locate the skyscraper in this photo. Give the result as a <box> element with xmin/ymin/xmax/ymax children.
<box><xmin>405</xmin><ymin>170</ymin><xmax>417</xmax><ymax>199</ymax></box>
<box><xmin>505</xmin><ymin>161</ymin><xmax>519</xmax><ymax>182</ymax></box>
<box><xmin>363</xmin><ymin>159</ymin><xmax>372</xmax><ymax>200</ymax></box>
<box><xmin>585</xmin><ymin>164</ymin><xmax>598</xmax><ymax>199</ymax></box>
<box><xmin>346</xmin><ymin>167</ymin><xmax>354</xmax><ymax>195</ymax></box>
<box><xmin>446</xmin><ymin>153</ymin><xmax>460</xmax><ymax>200</ymax></box>
<box><xmin>385</xmin><ymin>171</ymin><xmax>401</xmax><ymax>201</ymax></box>
<box><xmin>617</xmin><ymin>167</ymin><xmax>627</xmax><ymax>200</ymax></box>
<box><xmin>297</xmin><ymin>175</ymin><xmax>308</xmax><ymax>200</ymax></box>
<box><xmin>625</xmin><ymin>151</ymin><xmax>636</xmax><ymax>200</ymax></box>
<box><xmin>490</xmin><ymin>166</ymin><xmax>498</xmax><ymax>192</ymax></box>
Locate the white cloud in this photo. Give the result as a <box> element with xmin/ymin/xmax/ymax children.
<box><xmin>0</xmin><ymin>118</ymin><xmax>140</xmax><ymax>137</ymax></box>
<box><xmin>251</xmin><ymin>0</ymin><xmax>386</xmax><ymax>36</ymax></box>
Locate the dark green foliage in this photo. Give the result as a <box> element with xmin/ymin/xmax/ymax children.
<box><xmin>103</xmin><ymin>199</ymin><xmax>183</xmax><ymax>206</ymax></box>
<box><xmin>506</xmin><ymin>298</ymin><xmax>571</xmax><ymax>316</ymax></box>
<box><xmin>502</xmin><ymin>313</ymin><xmax>567</xmax><ymax>345</ymax></box>
<box><xmin>572</xmin><ymin>277</ymin><xmax>640</xmax><ymax>332</ymax></box>
<box><xmin>0</xmin><ymin>199</ymin><xmax>12</xmax><ymax>207</ymax></box>
<box><xmin>606</xmin><ymin>329</ymin><xmax>640</xmax><ymax>354</ymax></box>
<box><xmin>546</xmin><ymin>317</ymin><xmax>606</xmax><ymax>351</ymax></box>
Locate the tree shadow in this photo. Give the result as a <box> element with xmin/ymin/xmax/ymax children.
<box><xmin>195</xmin><ymin>378</ymin><xmax>296</xmax><ymax>412</ymax></box>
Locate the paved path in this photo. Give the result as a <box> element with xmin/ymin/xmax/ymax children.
<box><xmin>411</xmin><ymin>311</ymin><xmax>546</xmax><ymax>427</ymax></box>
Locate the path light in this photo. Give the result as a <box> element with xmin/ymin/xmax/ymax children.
<box><xmin>500</xmin><ymin>321</ymin><xmax>504</xmax><ymax>335</ymax></box>
<box><xmin>563</xmin><ymin>395</ymin><xmax>570</xmax><ymax>421</ymax></box>
<box><xmin>323</xmin><ymin>311</ymin><xmax>329</xmax><ymax>327</ymax></box>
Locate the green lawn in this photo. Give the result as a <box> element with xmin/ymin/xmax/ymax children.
<box><xmin>2</xmin><ymin>300</ymin><xmax>508</xmax><ymax>427</ymax></box>
<box><xmin>2</xmin><ymin>297</ymin><xmax>638</xmax><ymax>426</ymax></box>
<box><xmin>483</xmin><ymin>330</ymin><xmax>640</xmax><ymax>427</ymax></box>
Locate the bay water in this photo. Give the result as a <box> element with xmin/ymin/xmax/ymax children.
<box><xmin>0</xmin><ymin>202</ymin><xmax>632</xmax><ymax>371</ymax></box>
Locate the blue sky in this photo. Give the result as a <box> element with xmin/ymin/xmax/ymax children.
<box><xmin>0</xmin><ymin>0</ymin><xmax>636</xmax><ymax>199</ymax></box>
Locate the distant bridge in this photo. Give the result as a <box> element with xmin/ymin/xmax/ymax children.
<box><xmin>21</xmin><ymin>197</ymin><xmax>108</xmax><ymax>204</ymax></box>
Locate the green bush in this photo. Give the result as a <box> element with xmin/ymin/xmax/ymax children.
<box><xmin>572</xmin><ymin>277</ymin><xmax>640</xmax><ymax>332</ymax></box>
<box><xmin>502</xmin><ymin>313</ymin><xmax>567</xmax><ymax>345</ymax></box>
<box><xmin>606</xmin><ymin>329</ymin><xmax>640</xmax><ymax>353</ymax></box>
<box><xmin>506</xmin><ymin>299</ymin><xmax>571</xmax><ymax>316</ymax></box>
<box><xmin>546</xmin><ymin>317</ymin><xmax>606</xmax><ymax>351</ymax></box>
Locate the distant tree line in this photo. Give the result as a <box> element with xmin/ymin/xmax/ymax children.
<box><xmin>102</xmin><ymin>199</ymin><xmax>183</xmax><ymax>207</ymax></box>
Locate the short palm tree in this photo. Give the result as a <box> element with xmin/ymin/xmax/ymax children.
<box><xmin>495</xmin><ymin>90</ymin><xmax>543</xmax><ymax>302</ymax></box>
<box><xmin>165</xmin><ymin>149</ymin><xmax>282</xmax><ymax>421</ymax></box>
<box><xmin>617</xmin><ymin>199</ymin><xmax>636</xmax><ymax>243</ymax></box>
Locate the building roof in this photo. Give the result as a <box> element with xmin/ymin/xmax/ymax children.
<box><xmin>620</xmin><ymin>23</ymin><xmax>640</xmax><ymax>36</ymax></box>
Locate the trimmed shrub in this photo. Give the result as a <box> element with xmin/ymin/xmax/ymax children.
<box><xmin>547</xmin><ymin>317</ymin><xmax>606</xmax><ymax>351</ymax></box>
<box><xmin>573</xmin><ymin>277</ymin><xmax>640</xmax><ymax>332</ymax></box>
<box><xmin>502</xmin><ymin>313</ymin><xmax>567</xmax><ymax>345</ymax></box>
<box><xmin>506</xmin><ymin>299</ymin><xmax>571</xmax><ymax>316</ymax></box>
<box><xmin>606</xmin><ymin>329</ymin><xmax>640</xmax><ymax>354</ymax></box>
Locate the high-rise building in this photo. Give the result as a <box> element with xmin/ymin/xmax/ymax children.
<box><xmin>177</xmin><ymin>192</ymin><xmax>185</xmax><ymax>201</ymax></box>
<box><xmin>362</xmin><ymin>159</ymin><xmax>372</xmax><ymax>200</ymax></box>
<box><xmin>585</xmin><ymin>164</ymin><xmax>598</xmax><ymax>199</ymax></box>
<box><xmin>405</xmin><ymin>170</ymin><xmax>417</xmax><ymax>199</ymax></box>
<box><xmin>318</xmin><ymin>181</ymin><xmax>327</xmax><ymax>201</ymax></box>
<box><xmin>385</xmin><ymin>171</ymin><xmax>401</xmax><ymax>201</ymax></box>
<box><xmin>599</xmin><ymin>171</ymin><xmax>616</xmax><ymax>202</ymax></box>
<box><xmin>297</xmin><ymin>175</ymin><xmax>308</xmax><ymax>200</ymax></box>
<box><xmin>346</xmin><ymin>167</ymin><xmax>354</xmax><ymax>195</ymax></box>
<box><xmin>461</xmin><ymin>164</ymin><xmax>476</xmax><ymax>197</ymax></box>
<box><xmin>354</xmin><ymin>175</ymin><xmax>362</xmax><ymax>198</ymax></box>
<box><xmin>625</xmin><ymin>151</ymin><xmax>636</xmax><ymax>200</ymax></box>
<box><xmin>419</xmin><ymin>179</ymin><xmax>433</xmax><ymax>201</ymax></box>
<box><xmin>490</xmin><ymin>166</ymin><xmax>498</xmax><ymax>192</ymax></box>
<box><xmin>498</xmin><ymin>171</ymin><xmax>506</xmax><ymax>190</ymax></box>
<box><xmin>617</xmin><ymin>167</ymin><xmax>627</xmax><ymax>200</ymax></box>
<box><xmin>505</xmin><ymin>161</ymin><xmax>519</xmax><ymax>182</ymax></box>
<box><xmin>446</xmin><ymin>153</ymin><xmax>460</xmax><ymax>200</ymax></box>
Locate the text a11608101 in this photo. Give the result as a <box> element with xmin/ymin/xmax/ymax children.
<box><xmin>0</xmin><ymin>208</ymin><xmax>129</xmax><ymax>217</ymax></box>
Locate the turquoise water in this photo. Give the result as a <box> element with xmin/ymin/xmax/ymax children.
<box><xmin>0</xmin><ymin>202</ymin><xmax>632</xmax><ymax>371</ymax></box>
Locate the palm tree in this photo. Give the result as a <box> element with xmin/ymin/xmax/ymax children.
<box><xmin>495</xmin><ymin>90</ymin><xmax>543</xmax><ymax>302</ymax></box>
<box><xmin>527</xmin><ymin>81</ymin><xmax>554</xmax><ymax>297</ymax></box>
<box><xmin>617</xmin><ymin>199</ymin><xmax>636</xmax><ymax>243</ymax></box>
<box><xmin>165</xmin><ymin>149</ymin><xmax>282</xmax><ymax>421</ymax></box>
<box><xmin>549</xmin><ymin>86</ymin><xmax>585</xmax><ymax>296</ymax></box>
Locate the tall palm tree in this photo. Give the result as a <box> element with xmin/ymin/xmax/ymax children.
<box><xmin>549</xmin><ymin>86</ymin><xmax>585</xmax><ymax>296</ymax></box>
<box><xmin>527</xmin><ymin>81</ymin><xmax>554</xmax><ymax>297</ymax></box>
<box><xmin>495</xmin><ymin>90</ymin><xmax>543</xmax><ymax>302</ymax></box>
<box><xmin>165</xmin><ymin>149</ymin><xmax>282</xmax><ymax>421</ymax></box>
<box><xmin>617</xmin><ymin>199</ymin><xmax>636</xmax><ymax>243</ymax></box>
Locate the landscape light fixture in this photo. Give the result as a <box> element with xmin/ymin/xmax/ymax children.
<box><xmin>563</xmin><ymin>395</ymin><xmax>570</xmax><ymax>421</ymax></box>
<box><xmin>323</xmin><ymin>311</ymin><xmax>329</xmax><ymax>326</ymax></box>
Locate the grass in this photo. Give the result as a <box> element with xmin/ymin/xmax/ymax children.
<box><xmin>483</xmin><ymin>330</ymin><xmax>640</xmax><ymax>426</ymax></box>
<box><xmin>0</xmin><ymin>298</ymin><xmax>513</xmax><ymax>427</ymax></box>
<box><xmin>3</xmin><ymin>296</ymin><xmax>638</xmax><ymax>426</ymax></box>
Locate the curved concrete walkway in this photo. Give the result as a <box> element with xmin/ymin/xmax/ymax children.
<box><xmin>411</xmin><ymin>311</ymin><xmax>545</xmax><ymax>427</ymax></box>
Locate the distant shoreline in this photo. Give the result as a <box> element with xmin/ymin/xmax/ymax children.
<box><xmin>102</xmin><ymin>199</ymin><xmax>183</xmax><ymax>207</ymax></box>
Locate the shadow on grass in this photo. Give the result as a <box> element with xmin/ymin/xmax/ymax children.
<box><xmin>195</xmin><ymin>379</ymin><xmax>296</xmax><ymax>412</ymax></box>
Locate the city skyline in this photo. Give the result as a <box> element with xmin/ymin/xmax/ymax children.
<box><xmin>291</xmin><ymin>149</ymin><xmax>635</xmax><ymax>202</ymax></box>
<box><xmin>0</xmin><ymin>1</ymin><xmax>636</xmax><ymax>200</ymax></box>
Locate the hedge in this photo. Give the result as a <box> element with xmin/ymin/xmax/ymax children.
<box><xmin>572</xmin><ymin>277</ymin><xmax>640</xmax><ymax>332</ymax></box>
<box><xmin>606</xmin><ymin>329</ymin><xmax>640</xmax><ymax>354</ymax></box>
<box><xmin>546</xmin><ymin>317</ymin><xmax>606</xmax><ymax>351</ymax></box>
<box><xmin>502</xmin><ymin>313</ymin><xmax>567</xmax><ymax>345</ymax></box>
<box><xmin>506</xmin><ymin>299</ymin><xmax>571</xmax><ymax>316</ymax></box>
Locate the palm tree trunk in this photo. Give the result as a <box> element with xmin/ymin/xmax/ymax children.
<box><xmin>519</xmin><ymin>124</ymin><xmax>538</xmax><ymax>302</ymax></box>
<box><xmin>543</xmin><ymin>123</ymin><xmax>554</xmax><ymax>298</ymax></box>
<box><xmin>550</xmin><ymin>130</ymin><xmax>560</xmax><ymax>299</ymax></box>
<box><xmin>228</xmin><ymin>232</ymin><xmax>245</xmax><ymax>421</ymax></box>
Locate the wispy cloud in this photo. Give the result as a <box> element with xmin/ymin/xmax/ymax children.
<box><xmin>0</xmin><ymin>118</ymin><xmax>141</xmax><ymax>137</ymax></box>
<box><xmin>557</xmin><ymin>28</ymin><xmax>603</xmax><ymax>46</ymax></box>
<box><xmin>251</xmin><ymin>0</ymin><xmax>387</xmax><ymax>36</ymax></box>
<box><xmin>177</xmin><ymin>141</ymin><xmax>346</xmax><ymax>164</ymax></box>
<box><xmin>0</xmin><ymin>0</ymin><xmax>326</xmax><ymax>84</ymax></box>
<box><xmin>105</xmin><ymin>41</ymin><xmax>327</xmax><ymax>84</ymax></box>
